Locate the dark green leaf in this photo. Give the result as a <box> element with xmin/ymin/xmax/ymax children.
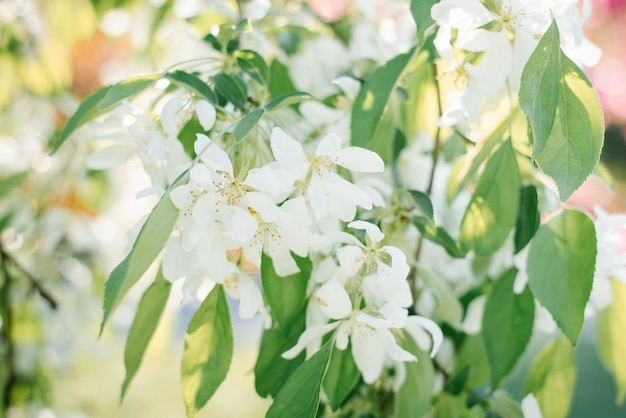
<box><xmin>323</xmin><ymin>343</ymin><xmax>361</xmax><ymax>411</ymax></box>
<box><xmin>181</xmin><ymin>286</ymin><xmax>233</xmax><ymax>418</ymax></box>
<box><xmin>410</xmin><ymin>0</ymin><xmax>439</xmax><ymax>44</ymax></box>
<box><xmin>121</xmin><ymin>269</ymin><xmax>171</xmax><ymax>399</ymax></box>
<box><xmin>391</xmin><ymin>129</ymin><xmax>407</xmax><ymax>188</ymax></box>
<box><xmin>514</xmin><ymin>186</ymin><xmax>540</xmax><ymax>253</ymax></box>
<box><xmin>412</xmin><ymin>218</ymin><xmax>466</xmax><ymax>258</ymax></box>
<box><xmin>527</xmin><ymin>209</ymin><xmax>596</xmax><ymax>345</ymax></box>
<box><xmin>351</xmin><ymin>49</ymin><xmax>415</xmax><ymax>147</ymax></box>
<box><xmin>236</xmin><ymin>49</ymin><xmax>270</xmax><ymax>86</ymax></box>
<box><xmin>393</xmin><ymin>333</ymin><xmax>434</xmax><ymax>418</ymax></box>
<box><xmin>255</xmin><ymin>317</ymin><xmax>306</xmax><ymax>398</ymax></box>
<box><xmin>444</xmin><ymin>364</ymin><xmax>470</xmax><ymax>395</ymax></box>
<box><xmin>268</xmin><ymin>59</ymin><xmax>296</xmax><ymax>99</ymax></box>
<box><xmin>165</xmin><ymin>70</ymin><xmax>217</xmax><ymax>104</ymax></box>
<box><xmin>409</xmin><ymin>189</ymin><xmax>434</xmax><ymax>223</ymax></box>
<box><xmin>51</xmin><ymin>74</ymin><xmax>159</xmax><ymax>153</ymax></box>
<box><xmin>261</xmin><ymin>253</ymin><xmax>311</xmax><ymax>334</ymax></box>
<box><xmin>523</xmin><ymin>336</ymin><xmax>576</xmax><ymax>418</ymax></box>
<box><xmin>482</xmin><ymin>268</ymin><xmax>534</xmax><ymax>387</ymax></box>
<box><xmin>466</xmin><ymin>386</ymin><xmax>492</xmax><ymax>408</ymax></box>
<box><xmin>266</xmin><ymin>91</ymin><xmax>314</xmax><ymax>111</ymax></box>
<box><xmin>266</xmin><ymin>341</ymin><xmax>332</xmax><ymax>418</ymax></box>
<box><xmin>459</xmin><ymin>139</ymin><xmax>521</xmax><ymax>256</ymax></box>
<box><xmin>520</xmin><ymin>20</ymin><xmax>604</xmax><ymax>200</ymax></box>
<box><xmin>212</xmin><ymin>73</ymin><xmax>248</xmax><ymax>109</ymax></box>
<box><xmin>234</xmin><ymin>108</ymin><xmax>264</xmax><ymax>142</ymax></box>
<box><xmin>101</xmin><ymin>190</ymin><xmax>180</xmax><ymax>334</ymax></box>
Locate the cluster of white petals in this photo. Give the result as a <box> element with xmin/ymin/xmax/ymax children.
<box><xmin>591</xmin><ymin>207</ymin><xmax>626</xmax><ymax>308</ymax></box>
<box><xmin>431</xmin><ymin>0</ymin><xmax>601</xmax><ymax>126</ymax></box>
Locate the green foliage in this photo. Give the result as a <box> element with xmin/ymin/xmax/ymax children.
<box><xmin>121</xmin><ymin>269</ymin><xmax>171</xmax><ymax>399</ymax></box>
<box><xmin>165</xmin><ymin>70</ymin><xmax>217</xmax><ymax>104</ymax></box>
<box><xmin>266</xmin><ymin>91</ymin><xmax>314</xmax><ymax>111</ymax></box>
<box><xmin>459</xmin><ymin>139</ymin><xmax>521</xmax><ymax>256</ymax></box>
<box><xmin>181</xmin><ymin>286</ymin><xmax>233</xmax><ymax>418</ymax></box>
<box><xmin>261</xmin><ymin>253</ymin><xmax>311</xmax><ymax>335</ymax></box>
<box><xmin>235</xmin><ymin>49</ymin><xmax>270</xmax><ymax>86</ymax></box>
<box><xmin>514</xmin><ymin>186</ymin><xmax>540</xmax><ymax>254</ymax></box>
<box><xmin>482</xmin><ymin>269</ymin><xmax>534</xmax><ymax>387</ymax></box>
<box><xmin>51</xmin><ymin>74</ymin><xmax>160</xmax><ymax>153</ymax></box>
<box><xmin>523</xmin><ymin>336</ymin><xmax>576</xmax><ymax>418</ymax></box>
<box><xmin>234</xmin><ymin>108</ymin><xmax>264</xmax><ymax>142</ymax></box>
<box><xmin>393</xmin><ymin>333</ymin><xmax>435</xmax><ymax>418</ymax></box>
<box><xmin>101</xmin><ymin>188</ymin><xmax>181</xmax><ymax>333</ymax></box>
<box><xmin>597</xmin><ymin>278</ymin><xmax>626</xmax><ymax>405</ymax></box>
<box><xmin>526</xmin><ymin>209</ymin><xmax>596</xmax><ymax>345</ymax></box>
<box><xmin>0</xmin><ymin>172</ymin><xmax>27</xmax><ymax>200</ymax></box>
<box><xmin>410</xmin><ymin>0</ymin><xmax>439</xmax><ymax>44</ymax></box>
<box><xmin>351</xmin><ymin>49</ymin><xmax>415</xmax><ymax>147</ymax></box>
<box><xmin>266</xmin><ymin>341</ymin><xmax>332</xmax><ymax>418</ymax></box>
<box><xmin>520</xmin><ymin>20</ymin><xmax>604</xmax><ymax>200</ymax></box>
<box><xmin>212</xmin><ymin>72</ymin><xmax>248</xmax><ymax>110</ymax></box>
<box><xmin>322</xmin><ymin>344</ymin><xmax>361</xmax><ymax>411</ymax></box>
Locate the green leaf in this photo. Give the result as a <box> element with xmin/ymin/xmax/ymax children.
<box><xmin>444</xmin><ymin>364</ymin><xmax>470</xmax><ymax>395</ymax></box>
<box><xmin>459</xmin><ymin>139</ymin><xmax>521</xmax><ymax>256</ymax></box>
<box><xmin>101</xmin><ymin>189</ymin><xmax>181</xmax><ymax>333</ymax></box>
<box><xmin>393</xmin><ymin>333</ymin><xmax>435</xmax><ymax>418</ymax></box>
<box><xmin>597</xmin><ymin>278</ymin><xmax>626</xmax><ymax>405</ymax></box>
<box><xmin>323</xmin><ymin>344</ymin><xmax>361</xmax><ymax>411</ymax></box>
<box><xmin>51</xmin><ymin>74</ymin><xmax>159</xmax><ymax>153</ymax></box>
<box><xmin>351</xmin><ymin>49</ymin><xmax>415</xmax><ymax>147</ymax></box>
<box><xmin>514</xmin><ymin>185</ymin><xmax>540</xmax><ymax>254</ymax></box>
<box><xmin>409</xmin><ymin>189</ymin><xmax>434</xmax><ymax>223</ymax></box>
<box><xmin>526</xmin><ymin>209</ymin><xmax>596</xmax><ymax>345</ymax></box>
<box><xmin>487</xmin><ymin>391</ymin><xmax>523</xmax><ymax>418</ymax></box>
<box><xmin>261</xmin><ymin>253</ymin><xmax>311</xmax><ymax>334</ymax></box>
<box><xmin>410</xmin><ymin>0</ymin><xmax>439</xmax><ymax>43</ymax></box>
<box><xmin>165</xmin><ymin>70</ymin><xmax>217</xmax><ymax>104</ymax></box>
<box><xmin>268</xmin><ymin>59</ymin><xmax>296</xmax><ymax>99</ymax></box>
<box><xmin>0</xmin><ymin>172</ymin><xmax>27</xmax><ymax>200</ymax></box>
<box><xmin>266</xmin><ymin>91</ymin><xmax>314</xmax><ymax>111</ymax></box>
<box><xmin>412</xmin><ymin>218</ymin><xmax>466</xmax><ymax>258</ymax></box>
<box><xmin>520</xmin><ymin>20</ymin><xmax>604</xmax><ymax>200</ymax></box>
<box><xmin>523</xmin><ymin>335</ymin><xmax>576</xmax><ymax>418</ymax></box>
<box><xmin>121</xmin><ymin>269</ymin><xmax>171</xmax><ymax>400</ymax></box>
<box><xmin>466</xmin><ymin>386</ymin><xmax>492</xmax><ymax>408</ymax></box>
<box><xmin>181</xmin><ymin>286</ymin><xmax>233</xmax><ymax>418</ymax></box>
<box><xmin>456</xmin><ymin>335</ymin><xmax>490</xmax><ymax>388</ymax></box>
<box><xmin>482</xmin><ymin>268</ymin><xmax>534</xmax><ymax>387</ymax></box>
<box><xmin>235</xmin><ymin>49</ymin><xmax>270</xmax><ymax>86</ymax></box>
<box><xmin>212</xmin><ymin>72</ymin><xmax>247</xmax><ymax>109</ymax></box>
<box><xmin>255</xmin><ymin>317</ymin><xmax>306</xmax><ymax>398</ymax></box>
<box><xmin>266</xmin><ymin>341</ymin><xmax>332</xmax><ymax>418</ymax></box>
<box><xmin>234</xmin><ymin>108</ymin><xmax>264</xmax><ymax>142</ymax></box>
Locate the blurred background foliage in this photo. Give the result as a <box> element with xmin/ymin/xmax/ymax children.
<box><xmin>1</xmin><ymin>0</ymin><xmax>626</xmax><ymax>417</ymax></box>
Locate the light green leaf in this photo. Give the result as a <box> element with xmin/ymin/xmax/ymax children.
<box><xmin>181</xmin><ymin>286</ymin><xmax>233</xmax><ymax>418</ymax></box>
<box><xmin>514</xmin><ymin>185</ymin><xmax>540</xmax><ymax>254</ymax></box>
<box><xmin>234</xmin><ymin>108</ymin><xmax>264</xmax><ymax>142</ymax></box>
<box><xmin>597</xmin><ymin>278</ymin><xmax>626</xmax><ymax>405</ymax></box>
<box><xmin>121</xmin><ymin>268</ymin><xmax>171</xmax><ymax>400</ymax></box>
<box><xmin>323</xmin><ymin>344</ymin><xmax>360</xmax><ymax>411</ymax></box>
<box><xmin>212</xmin><ymin>73</ymin><xmax>247</xmax><ymax>109</ymax></box>
<box><xmin>410</xmin><ymin>0</ymin><xmax>439</xmax><ymax>43</ymax></box>
<box><xmin>459</xmin><ymin>139</ymin><xmax>521</xmax><ymax>256</ymax></box>
<box><xmin>0</xmin><ymin>171</ymin><xmax>28</xmax><ymax>200</ymax></box>
<box><xmin>261</xmin><ymin>253</ymin><xmax>311</xmax><ymax>334</ymax></box>
<box><xmin>482</xmin><ymin>268</ymin><xmax>534</xmax><ymax>387</ymax></box>
<box><xmin>266</xmin><ymin>91</ymin><xmax>313</xmax><ymax>111</ymax></box>
<box><xmin>266</xmin><ymin>341</ymin><xmax>332</xmax><ymax>418</ymax></box>
<box><xmin>523</xmin><ymin>335</ymin><xmax>576</xmax><ymax>418</ymax></box>
<box><xmin>165</xmin><ymin>70</ymin><xmax>217</xmax><ymax>104</ymax></box>
<box><xmin>51</xmin><ymin>74</ymin><xmax>159</xmax><ymax>153</ymax></box>
<box><xmin>101</xmin><ymin>189</ymin><xmax>181</xmax><ymax>333</ymax></box>
<box><xmin>351</xmin><ymin>49</ymin><xmax>415</xmax><ymax>147</ymax></box>
<box><xmin>520</xmin><ymin>20</ymin><xmax>604</xmax><ymax>200</ymax></box>
<box><xmin>526</xmin><ymin>209</ymin><xmax>596</xmax><ymax>345</ymax></box>
<box><xmin>393</xmin><ymin>333</ymin><xmax>434</xmax><ymax>418</ymax></box>
<box><xmin>456</xmin><ymin>335</ymin><xmax>490</xmax><ymax>388</ymax></box>
<box><xmin>487</xmin><ymin>391</ymin><xmax>523</xmax><ymax>418</ymax></box>
<box><xmin>235</xmin><ymin>49</ymin><xmax>270</xmax><ymax>86</ymax></box>
<box><xmin>254</xmin><ymin>317</ymin><xmax>306</xmax><ymax>398</ymax></box>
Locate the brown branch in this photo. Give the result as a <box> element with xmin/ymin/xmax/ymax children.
<box><xmin>0</xmin><ymin>247</ymin><xmax>57</xmax><ymax>310</ymax></box>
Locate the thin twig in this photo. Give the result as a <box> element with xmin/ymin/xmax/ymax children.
<box><xmin>0</xmin><ymin>247</ymin><xmax>57</xmax><ymax>310</ymax></box>
<box><xmin>0</xmin><ymin>248</ymin><xmax>15</xmax><ymax>409</ymax></box>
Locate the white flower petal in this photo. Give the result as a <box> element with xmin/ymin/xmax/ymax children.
<box><xmin>196</xmin><ymin>100</ymin><xmax>217</xmax><ymax>131</ymax></box>
<box><xmin>336</xmin><ymin>147</ymin><xmax>384</xmax><ymax>173</ymax></box>
<box><xmin>86</xmin><ymin>144</ymin><xmax>135</xmax><ymax>169</ymax></box>
<box><xmin>315</xmin><ymin>132</ymin><xmax>342</xmax><ymax>157</ymax></box>
<box><xmin>194</xmin><ymin>133</ymin><xmax>212</xmax><ymax>159</ymax></box>
<box><xmin>406</xmin><ymin>316</ymin><xmax>444</xmax><ymax>358</ymax></box>
<box><xmin>271</xmin><ymin>127</ymin><xmax>307</xmax><ymax>165</ymax></box>
<box><xmin>161</xmin><ymin>97</ymin><xmax>183</xmax><ymax>136</ymax></box>
<box><xmin>282</xmin><ymin>322</ymin><xmax>340</xmax><ymax>359</ymax></box>
<box><xmin>521</xmin><ymin>394</ymin><xmax>543</xmax><ymax>418</ymax></box>
<box><xmin>348</xmin><ymin>220</ymin><xmax>384</xmax><ymax>243</ymax></box>
<box><xmin>238</xmin><ymin>275</ymin><xmax>264</xmax><ymax>319</ymax></box>
<box><xmin>317</xmin><ymin>279</ymin><xmax>352</xmax><ymax>319</ymax></box>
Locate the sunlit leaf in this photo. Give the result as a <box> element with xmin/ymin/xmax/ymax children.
<box><xmin>410</xmin><ymin>0</ymin><xmax>439</xmax><ymax>44</ymax></box>
<box><xmin>266</xmin><ymin>341</ymin><xmax>332</xmax><ymax>418</ymax></box>
<box><xmin>460</xmin><ymin>139</ymin><xmax>521</xmax><ymax>256</ymax></box>
<box><xmin>520</xmin><ymin>20</ymin><xmax>603</xmax><ymax>200</ymax></box>
<box><xmin>597</xmin><ymin>278</ymin><xmax>626</xmax><ymax>405</ymax></box>
<box><xmin>526</xmin><ymin>209</ymin><xmax>596</xmax><ymax>345</ymax></box>
<box><xmin>121</xmin><ymin>269</ymin><xmax>171</xmax><ymax>400</ymax></box>
<box><xmin>351</xmin><ymin>49</ymin><xmax>415</xmax><ymax>147</ymax></box>
<box><xmin>523</xmin><ymin>336</ymin><xmax>576</xmax><ymax>418</ymax></box>
<box><xmin>181</xmin><ymin>286</ymin><xmax>233</xmax><ymax>418</ymax></box>
<box><xmin>482</xmin><ymin>268</ymin><xmax>534</xmax><ymax>387</ymax></box>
